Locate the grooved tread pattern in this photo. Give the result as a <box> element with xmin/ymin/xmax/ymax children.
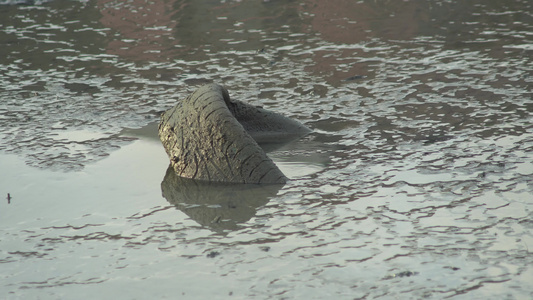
<box><xmin>158</xmin><ymin>84</ymin><xmax>289</xmax><ymax>184</ymax></box>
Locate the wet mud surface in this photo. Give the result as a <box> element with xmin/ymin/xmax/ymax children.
<box><xmin>1</xmin><ymin>0</ymin><xmax>532</xmax><ymax>299</ymax></box>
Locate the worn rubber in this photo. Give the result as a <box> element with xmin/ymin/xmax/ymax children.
<box><xmin>158</xmin><ymin>84</ymin><xmax>310</xmax><ymax>184</ymax></box>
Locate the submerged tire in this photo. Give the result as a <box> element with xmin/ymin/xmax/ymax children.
<box><xmin>158</xmin><ymin>84</ymin><xmax>310</xmax><ymax>184</ymax></box>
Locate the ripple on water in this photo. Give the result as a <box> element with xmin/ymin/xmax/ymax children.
<box><xmin>1</xmin><ymin>0</ymin><xmax>533</xmax><ymax>299</ymax></box>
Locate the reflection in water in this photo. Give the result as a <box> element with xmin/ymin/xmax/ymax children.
<box><xmin>161</xmin><ymin>166</ymin><xmax>281</xmax><ymax>232</ymax></box>
<box><xmin>98</xmin><ymin>0</ymin><xmax>181</xmax><ymax>61</ymax></box>
<box><xmin>301</xmin><ymin>0</ymin><xmax>427</xmax><ymax>43</ymax></box>
<box><xmin>299</xmin><ymin>0</ymin><xmax>427</xmax><ymax>82</ymax></box>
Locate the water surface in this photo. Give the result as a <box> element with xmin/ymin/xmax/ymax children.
<box><xmin>1</xmin><ymin>0</ymin><xmax>532</xmax><ymax>299</ymax></box>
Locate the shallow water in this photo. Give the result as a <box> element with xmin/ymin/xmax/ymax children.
<box><xmin>1</xmin><ymin>0</ymin><xmax>532</xmax><ymax>299</ymax></box>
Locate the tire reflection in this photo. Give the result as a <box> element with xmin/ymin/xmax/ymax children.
<box><xmin>161</xmin><ymin>166</ymin><xmax>283</xmax><ymax>232</ymax></box>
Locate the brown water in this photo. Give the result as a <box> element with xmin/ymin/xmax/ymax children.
<box><xmin>1</xmin><ymin>0</ymin><xmax>532</xmax><ymax>299</ymax></box>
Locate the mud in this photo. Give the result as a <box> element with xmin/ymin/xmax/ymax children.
<box><xmin>0</xmin><ymin>0</ymin><xmax>532</xmax><ymax>299</ymax></box>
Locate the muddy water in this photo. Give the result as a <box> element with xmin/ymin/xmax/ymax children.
<box><xmin>1</xmin><ymin>0</ymin><xmax>532</xmax><ymax>299</ymax></box>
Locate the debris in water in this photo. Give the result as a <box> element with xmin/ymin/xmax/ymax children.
<box><xmin>206</xmin><ymin>251</ymin><xmax>220</xmax><ymax>258</ymax></box>
<box><xmin>383</xmin><ymin>270</ymin><xmax>419</xmax><ymax>280</ymax></box>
